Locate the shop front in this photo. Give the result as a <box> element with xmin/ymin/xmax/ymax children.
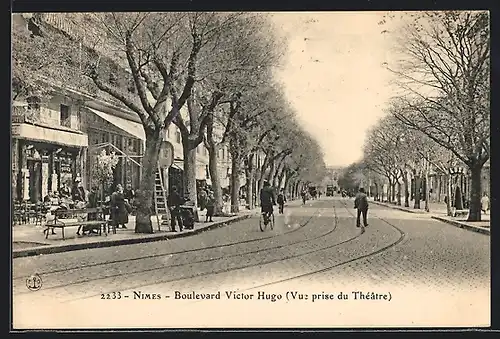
<box><xmin>84</xmin><ymin>107</ymin><xmax>145</xmax><ymax>194</ymax></box>
<box><xmin>12</xmin><ymin>122</ymin><xmax>88</xmax><ymax>203</ymax></box>
<box><xmin>83</xmin><ymin>106</ymin><xmax>175</xmax><ymax>197</ymax></box>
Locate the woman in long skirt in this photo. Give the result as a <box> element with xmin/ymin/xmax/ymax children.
<box><xmin>111</xmin><ymin>184</ymin><xmax>129</xmax><ymax>229</ymax></box>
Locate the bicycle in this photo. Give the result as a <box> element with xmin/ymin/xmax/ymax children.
<box><xmin>259</xmin><ymin>209</ymin><xmax>275</xmax><ymax>232</ymax></box>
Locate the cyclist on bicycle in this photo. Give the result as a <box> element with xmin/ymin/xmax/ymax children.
<box><xmin>260</xmin><ymin>181</ymin><xmax>276</xmax><ymax>224</ymax></box>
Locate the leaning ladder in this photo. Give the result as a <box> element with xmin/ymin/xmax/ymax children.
<box><xmin>153</xmin><ymin>164</ymin><xmax>169</xmax><ymax>231</ymax></box>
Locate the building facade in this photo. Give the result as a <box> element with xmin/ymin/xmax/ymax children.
<box><xmin>12</xmin><ymin>13</ymin><xmax>233</xmax><ymax>204</ymax></box>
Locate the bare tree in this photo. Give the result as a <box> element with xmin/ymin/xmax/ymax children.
<box><xmin>385</xmin><ymin>11</ymin><xmax>489</xmax><ymax>221</ymax></box>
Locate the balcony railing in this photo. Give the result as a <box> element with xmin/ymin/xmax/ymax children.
<box><xmin>12</xmin><ymin>106</ymin><xmax>40</xmax><ymax>124</ymax></box>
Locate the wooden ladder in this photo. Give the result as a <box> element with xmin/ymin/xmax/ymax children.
<box><xmin>153</xmin><ymin>164</ymin><xmax>169</xmax><ymax>231</ymax></box>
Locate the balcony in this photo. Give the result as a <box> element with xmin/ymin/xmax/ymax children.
<box><xmin>12</xmin><ymin>106</ymin><xmax>88</xmax><ymax>147</ymax></box>
<box><xmin>12</xmin><ymin>106</ymin><xmax>40</xmax><ymax>124</ymax></box>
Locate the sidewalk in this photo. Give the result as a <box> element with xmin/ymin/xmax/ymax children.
<box><xmin>12</xmin><ymin>207</ymin><xmax>260</xmax><ymax>258</ymax></box>
<box><xmin>12</xmin><ymin>199</ymin><xmax>306</xmax><ymax>258</ymax></box>
<box><xmin>370</xmin><ymin>199</ymin><xmax>490</xmax><ymax>235</ymax></box>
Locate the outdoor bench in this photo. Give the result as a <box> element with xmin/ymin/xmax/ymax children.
<box><xmin>44</xmin><ymin>207</ymin><xmax>108</xmax><ymax>240</ymax></box>
<box><xmin>453</xmin><ymin>209</ymin><xmax>469</xmax><ymax>218</ymax></box>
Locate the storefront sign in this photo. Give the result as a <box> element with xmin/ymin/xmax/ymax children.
<box><xmin>158</xmin><ymin>141</ymin><xmax>174</xmax><ymax>168</ymax></box>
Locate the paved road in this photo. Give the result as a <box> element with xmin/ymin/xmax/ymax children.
<box><xmin>13</xmin><ymin>197</ymin><xmax>490</xmax><ymax>328</ymax></box>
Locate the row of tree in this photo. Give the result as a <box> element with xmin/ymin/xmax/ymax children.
<box><xmin>12</xmin><ymin>12</ymin><xmax>327</xmax><ymax>233</ymax></box>
<box><xmin>343</xmin><ymin>11</ymin><xmax>489</xmax><ymax>222</ymax></box>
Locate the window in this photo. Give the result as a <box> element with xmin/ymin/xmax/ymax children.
<box><xmin>128</xmin><ymin>138</ymin><xmax>134</xmax><ymax>153</ymax></box>
<box><xmin>60</xmin><ymin>104</ymin><xmax>71</xmax><ymax>128</ymax></box>
<box><xmin>176</xmin><ymin>130</ymin><xmax>181</xmax><ymax>143</ymax></box>
<box><xmin>222</xmin><ymin>148</ymin><xmax>225</xmax><ymax>160</ymax></box>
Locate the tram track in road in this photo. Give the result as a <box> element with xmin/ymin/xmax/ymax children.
<box><xmin>164</xmin><ymin>198</ymin><xmax>407</xmax><ymax>309</ymax></box>
<box><xmin>13</xmin><ymin>203</ymin><xmax>322</xmax><ymax>281</ymax></box>
<box><xmin>15</xmin><ymin>203</ymin><xmax>330</xmax><ymax>295</ymax></box>
<box><xmin>62</xmin><ymin>199</ymin><xmax>368</xmax><ymax>303</ymax></box>
<box><xmin>217</xmin><ymin>198</ymin><xmax>407</xmax><ymax>293</ymax></box>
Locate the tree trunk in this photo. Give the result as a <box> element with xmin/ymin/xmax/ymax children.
<box><xmin>182</xmin><ymin>142</ymin><xmax>198</xmax><ymax>208</ymax></box>
<box><xmin>414</xmin><ymin>175</ymin><xmax>421</xmax><ymax>209</ymax></box>
<box><xmin>391</xmin><ymin>182</ymin><xmax>396</xmax><ymax>203</ymax></box>
<box><xmin>467</xmin><ymin>163</ymin><xmax>483</xmax><ymax>221</ymax></box>
<box><xmin>454</xmin><ymin>185</ymin><xmax>463</xmax><ymax>210</ymax></box>
<box><xmin>437</xmin><ymin>175</ymin><xmax>442</xmax><ymax>203</ymax></box>
<box><xmin>289</xmin><ymin>179</ymin><xmax>295</xmax><ymax>199</ymax></box>
<box><xmin>245</xmin><ymin>153</ymin><xmax>255</xmax><ymax>210</ymax></box>
<box><xmin>207</xmin><ymin>143</ymin><xmax>224</xmax><ymax>215</ymax></box>
<box><xmin>246</xmin><ymin>174</ymin><xmax>254</xmax><ymax>210</ymax></box>
<box><xmin>446</xmin><ymin>173</ymin><xmax>452</xmax><ymax>216</ymax></box>
<box><xmin>258</xmin><ymin>152</ymin><xmax>271</xmax><ymax>194</ymax></box>
<box><xmin>402</xmin><ymin>170</ymin><xmax>410</xmax><ymax>207</ymax></box>
<box><xmin>294</xmin><ymin>181</ymin><xmax>300</xmax><ymax>199</ymax></box>
<box><xmin>266</xmin><ymin>158</ymin><xmax>275</xmax><ymax>182</ymax></box>
<box><xmin>272</xmin><ymin>164</ymin><xmax>281</xmax><ymax>188</ymax></box>
<box><xmin>277</xmin><ymin>166</ymin><xmax>286</xmax><ymax>189</ymax></box>
<box><xmin>284</xmin><ymin>171</ymin><xmax>293</xmax><ymax>193</ymax></box>
<box><xmin>230</xmin><ymin>149</ymin><xmax>241</xmax><ymax>213</ymax></box>
<box><xmin>387</xmin><ymin>183</ymin><xmax>392</xmax><ymax>203</ymax></box>
<box><xmin>135</xmin><ymin>131</ymin><xmax>162</xmax><ymax>234</ymax></box>
<box><xmin>396</xmin><ymin>181</ymin><xmax>402</xmax><ymax>206</ymax></box>
<box><xmin>424</xmin><ymin>171</ymin><xmax>430</xmax><ymax>212</ymax></box>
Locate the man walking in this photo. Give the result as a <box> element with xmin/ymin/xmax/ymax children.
<box><xmin>277</xmin><ymin>189</ymin><xmax>286</xmax><ymax>214</ymax></box>
<box><xmin>167</xmin><ymin>186</ymin><xmax>185</xmax><ymax>232</ymax></box>
<box><xmin>354</xmin><ymin>187</ymin><xmax>369</xmax><ymax>227</ymax></box>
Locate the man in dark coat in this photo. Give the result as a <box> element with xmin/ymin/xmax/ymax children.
<box><xmin>354</xmin><ymin>187</ymin><xmax>369</xmax><ymax>227</ymax></box>
<box><xmin>277</xmin><ymin>189</ymin><xmax>286</xmax><ymax>214</ymax></box>
<box><xmin>167</xmin><ymin>186</ymin><xmax>185</xmax><ymax>232</ymax></box>
<box><xmin>71</xmin><ymin>179</ymin><xmax>86</xmax><ymax>203</ymax></box>
<box><xmin>110</xmin><ymin>184</ymin><xmax>129</xmax><ymax>229</ymax></box>
<box><xmin>260</xmin><ymin>181</ymin><xmax>276</xmax><ymax>224</ymax></box>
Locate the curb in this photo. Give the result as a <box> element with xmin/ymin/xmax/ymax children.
<box><xmin>371</xmin><ymin>200</ymin><xmax>425</xmax><ymax>214</ymax></box>
<box><xmin>13</xmin><ymin>214</ymin><xmax>253</xmax><ymax>259</ymax></box>
<box><xmin>431</xmin><ymin>216</ymin><xmax>490</xmax><ymax>236</ymax></box>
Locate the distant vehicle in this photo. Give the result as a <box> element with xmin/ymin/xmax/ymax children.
<box><xmin>326</xmin><ymin>185</ymin><xmax>334</xmax><ymax>197</ymax></box>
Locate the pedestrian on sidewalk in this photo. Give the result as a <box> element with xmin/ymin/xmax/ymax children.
<box><xmin>277</xmin><ymin>189</ymin><xmax>286</xmax><ymax>214</ymax></box>
<box><xmin>110</xmin><ymin>184</ymin><xmax>129</xmax><ymax>229</ymax></box>
<box><xmin>481</xmin><ymin>193</ymin><xmax>490</xmax><ymax>214</ymax></box>
<box><xmin>354</xmin><ymin>187</ymin><xmax>369</xmax><ymax>228</ymax></box>
<box><xmin>205</xmin><ymin>191</ymin><xmax>215</xmax><ymax>222</ymax></box>
<box><xmin>167</xmin><ymin>186</ymin><xmax>184</xmax><ymax>232</ymax></box>
<box><xmin>301</xmin><ymin>189</ymin><xmax>307</xmax><ymax>205</ymax></box>
<box><xmin>199</xmin><ymin>189</ymin><xmax>207</xmax><ymax>211</ymax></box>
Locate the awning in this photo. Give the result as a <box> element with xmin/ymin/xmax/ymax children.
<box><xmin>12</xmin><ymin>123</ymin><xmax>88</xmax><ymax>148</ymax></box>
<box><xmin>171</xmin><ymin>162</ymin><xmax>183</xmax><ymax>171</ymax></box>
<box><xmin>86</xmin><ymin>107</ymin><xmax>146</xmax><ymax>141</ymax></box>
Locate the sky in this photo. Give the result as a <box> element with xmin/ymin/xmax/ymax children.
<box><xmin>269</xmin><ymin>12</ymin><xmax>398</xmax><ymax>167</ymax></box>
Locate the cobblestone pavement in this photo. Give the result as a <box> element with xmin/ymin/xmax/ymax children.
<box><xmin>13</xmin><ymin>197</ymin><xmax>490</xmax><ymax>328</ymax></box>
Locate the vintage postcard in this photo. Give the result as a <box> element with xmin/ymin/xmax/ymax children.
<box><xmin>11</xmin><ymin>11</ymin><xmax>490</xmax><ymax>329</ymax></box>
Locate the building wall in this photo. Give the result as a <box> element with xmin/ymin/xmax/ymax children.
<box><xmin>14</xmin><ymin>12</ymin><xmax>234</xmax><ymax>200</ymax></box>
<box><xmin>11</xmin><ymin>93</ymin><xmax>86</xmax><ymax>202</ymax></box>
